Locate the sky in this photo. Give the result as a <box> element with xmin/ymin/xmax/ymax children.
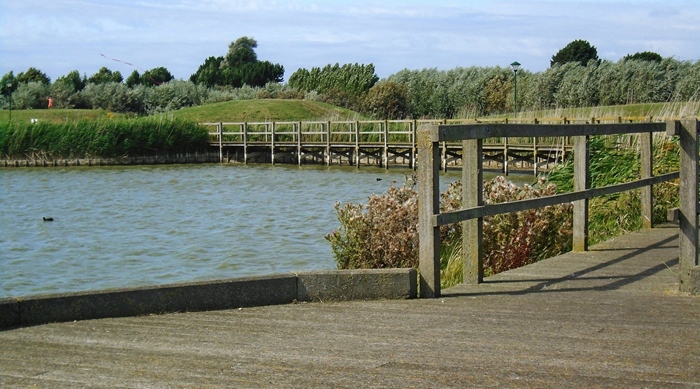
<box><xmin>1</xmin><ymin>0</ymin><xmax>699</xmax><ymax>83</ymax></box>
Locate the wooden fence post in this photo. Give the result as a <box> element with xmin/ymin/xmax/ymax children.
<box><xmin>669</xmin><ymin>119</ymin><xmax>700</xmax><ymax>294</ymax></box>
<box><xmin>412</xmin><ymin>119</ymin><xmax>418</xmax><ymax>170</ymax></box>
<box><xmin>271</xmin><ymin>122</ymin><xmax>276</xmax><ymax>165</ymax></box>
<box><xmin>243</xmin><ymin>122</ymin><xmax>248</xmax><ymax>165</ymax></box>
<box><xmin>640</xmin><ymin>131</ymin><xmax>653</xmax><ymax>229</ymax></box>
<box><xmin>418</xmin><ymin>125</ymin><xmax>441</xmax><ymax>298</ymax></box>
<box><xmin>383</xmin><ymin>120</ymin><xmax>389</xmax><ymax>169</ymax></box>
<box><xmin>463</xmin><ymin>138</ymin><xmax>484</xmax><ymax>284</ymax></box>
<box><xmin>573</xmin><ymin>135</ymin><xmax>590</xmax><ymax>251</ymax></box>
<box><xmin>355</xmin><ymin>121</ymin><xmax>360</xmax><ymax>168</ymax></box>
<box><xmin>297</xmin><ymin>121</ymin><xmax>302</xmax><ymax>166</ymax></box>
<box><xmin>218</xmin><ymin>122</ymin><xmax>223</xmax><ymax>163</ymax></box>
<box><xmin>326</xmin><ymin>121</ymin><xmax>331</xmax><ymax>166</ymax></box>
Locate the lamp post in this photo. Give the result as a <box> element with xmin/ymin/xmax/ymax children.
<box><xmin>510</xmin><ymin>61</ymin><xmax>521</xmax><ymax>118</ymax></box>
<box><xmin>4</xmin><ymin>81</ymin><xmax>12</xmax><ymax>122</ymax></box>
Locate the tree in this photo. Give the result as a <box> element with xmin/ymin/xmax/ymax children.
<box><xmin>55</xmin><ymin>70</ymin><xmax>86</xmax><ymax>91</ymax></box>
<box><xmin>362</xmin><ymin>81</ymin><xmax>409</xmax><ymax>119</ymax></box>
<box><xmin>141</xmin><ymin>67</ymin><xmax>174</xmax><ymax>87</ymax></box>
<box><xmin>225</xmin><ymin>36</ymin><xmax>258</xmax><ymax>67</ymax></box>
<box><xmin>16</xmin><ymin>67</ymin><xmax>51</xmax><ymax>85</ymax></box>
<box><xmin>51</xmin><ymin>70</ymin><xmax>88</xmax><ymax>108</ymax></box>
<box><xmin>125</xmin><ymin>70</ymin><xmax>141</xmax><ymax>88</ymax></box>
<box><xmin>190</xmin><ymin>37</ymin><xmax>284</xmax><ymax>88</ymax></box>
<box><xmin>288</xmin><ymin>63</ymin><xmax>379</xmax><ymax>96</ymax></box>
<box><xmin>1</xmin><ymin>71</ymin><xmax>17</xmax><ymax>96</ymax></box>
<box><xmin>189</xmin><ymin>56</ymin><xmax>225</xmax><ymax>87</ymax></box>
<box><xmin>551</xmin><ymin>39</ymin><xmax>599</xmax><ymax>67</ymax></box>
<box><xmin>87</xmin><ymin>67</ymin><xmax>123</xmax><ymax>84</ymax></box>
<box><xmin>623</xmin><ymin>51</ymin><xmax>663</xmax><ymax>63</ymax></box>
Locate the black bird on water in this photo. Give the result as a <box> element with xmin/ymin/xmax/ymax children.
<box><xmin>43</xmin><ymin>217</ymin><xmax>54</xmax><ymax>222</ymax></box>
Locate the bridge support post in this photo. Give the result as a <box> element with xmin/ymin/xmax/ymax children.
<box><xmin>418</xmin><ymin>125</ymin><xmax>441</xmax><ymax>298</ymax></box>
<box><xmin>218</xmin><ymin>122</ymin><xmax>223</xmax><ymax>163</ymax></box>
<box><xmin>669</xmin><ymin>119</ymin><xmax>700</xmax><ymax>294</ymax></box>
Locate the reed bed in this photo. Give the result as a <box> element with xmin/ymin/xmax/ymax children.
<box><xmin>545</xmin><ymin>134</ymin><xmax>679</xmax><ymax>245</ymax></box>
<box><xmin>0</xmin><ymin>117</ymin><xmax>210</xmax><ymax>160</ymax></box>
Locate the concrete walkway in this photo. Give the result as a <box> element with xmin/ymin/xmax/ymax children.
<box><xmin>1</xmin><ymin>225</ymin><xmax>698</xmax><ymax>388</ymax></box>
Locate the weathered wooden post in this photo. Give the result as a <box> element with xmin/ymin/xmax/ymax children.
<box><xmin>326</xmin><ymin>121</ymin><xmax>331</xmax><ymax>166</ymax></box>
<box><xmin>383</xmin><ymin>119</ymin><xmax>389</xmax><ymax>169</ymax></box>
<box><xmin>355</xmin><ymin>121</ymin><xmax>360</xmax><ymax>168</ymax></box>
<box><xmin>243</xmin><ymin>122</ymin><xmax>248</xmax><ymax>165</ymax></box>
<box><xmin>503</xmin><ymin>137</ymin><xmax>509</xmax><ymax>175</ymax></box>
<box><xmin>412</xmin><ymin>119</ymin><xmax>418</xmax><ymax>171</ymax></box>
<box><xmin>668</xmin><ymin>119</ymin><xmax>700</xmax><ymax>294</ymax></box>
<box><xmin>573</xmin><ymin>134</ymin><xmax>590</xmax><ymax>251</ymax></box>
<box><xmin>418</xmin><ymin>124</ymin><xmax>441</xmax><ymax>297</ymax></box>
<box><xmin>297</xmin><ymin>121</ymin><xmax>303</xmax><ymax>166</ymax></box>
<box><xmin>463</xmin><ymin>137</ymin><xmax>484</xmax><ymax>284</ymax></box>
<box><xmin>640</xmin><ymin>131</ymin><xmax>653</xmax><ymax>229</ymax></box>
<box><xmin>218</xmin><ymin>122</ymin><xmax>223</xmax><ymax>163</ymax></box>
<box><xmin>271</xmin><ymin>121</ymin><xmax>276</xmax><ymax>165</ymax></box>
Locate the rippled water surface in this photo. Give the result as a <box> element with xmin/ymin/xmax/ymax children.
<box><xmin>1</xmin><ymin>164</ymin><xmax>530</xmax><ymax>298</ymax></box>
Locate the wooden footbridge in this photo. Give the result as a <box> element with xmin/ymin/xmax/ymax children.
<box><xmin>203</xmin><ymin>116</ymin><xmax>661</xmax><ymax>174</ymax></box>
<box><xmin>203</xmin><ymin>118</ymin><xmax>573</xmax><ymax>173</ymax></box>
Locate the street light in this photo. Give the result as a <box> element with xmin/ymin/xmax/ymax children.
<box><xmin>4</xmin><ymin>81</ymin><xmax>12</xmax><ymax>122</ymax></box>
<box><xmin>510</xmin><ymin>61</ymin><xmax>521</xmax><ymax>118</ymax></box>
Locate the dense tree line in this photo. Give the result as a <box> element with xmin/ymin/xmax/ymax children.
<box><xmin>2</xmin><ymin>39</ymin><xmax>699</xmax><ymax>119</ymax></box>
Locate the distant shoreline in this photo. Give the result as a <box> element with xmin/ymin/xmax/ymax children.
<box><xmin>0</xmin><ymin>153</ymin><xmax>220</xmax><ymax>167</ymax></box>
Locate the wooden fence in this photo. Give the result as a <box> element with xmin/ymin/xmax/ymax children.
<box><xmin>417</xmin><ymin>120</ymin><xmax>699</xmax><ymax>297</ymax></box>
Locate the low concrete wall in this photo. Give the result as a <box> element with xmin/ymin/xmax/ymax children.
<box><xmin>0</xmin><ymin>269</ymin><xmax>416</xmax><ymax>328</ymax></box>
<box><xmin>297</xmin><ymin>269</ymin><xmax>417</xmax><ymax>302</ymax></box>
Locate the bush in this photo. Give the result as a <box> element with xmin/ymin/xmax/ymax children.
<box><xmin>326</xmin><ymin>177</ymin><xmax>419</xmax><ymax>269</ymax></box>
<box><xmin>326</xmin><ymin>175</ymin><xmax>573</xmax><ymax>283</ymax></box>
<box><xmin>11</xmin><ymin>82</ymin><xmax>50</xmax><ymax>109</ymax></box>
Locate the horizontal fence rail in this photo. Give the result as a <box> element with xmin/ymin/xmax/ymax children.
<box><xmin>417</xmin><ymin>120</ymin><xmax>699</xmax><ymax>297</ymax></box>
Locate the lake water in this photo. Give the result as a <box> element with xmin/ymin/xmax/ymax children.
<box><xmin>0</xmin><ymin>164</ymin><xmax>532</xmax><ymax>298</ymax></box>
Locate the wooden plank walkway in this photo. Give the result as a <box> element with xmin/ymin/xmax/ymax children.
<box><xmin>1</xmin><ymin>225</ymin><xmax>698</xmax><ymax>388</ymax></box>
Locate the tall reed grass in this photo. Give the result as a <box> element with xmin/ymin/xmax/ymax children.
<box><xmin>0</xmin><ymin>117</ymin><xmax>210</xmax><ymax>159</ymax></box>
<box><xmin>545</xmin><ymin>134</ymin><xmax>679</xmax><ymax>245</ymax></box>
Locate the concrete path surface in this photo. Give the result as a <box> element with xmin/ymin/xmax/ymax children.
<box><xmin>1</xmin><ymin>225</ymin><xmax>698</xmax><ymax>388</ymax></box>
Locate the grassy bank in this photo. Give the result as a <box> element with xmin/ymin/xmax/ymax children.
<box><xmin>0</xmin><ymin>117</ymin><xmax>209</xmax><ymax>160</ymax></box>
<box><xmin>0</xmin><ymin>109</ymin><xmax>128</xmax><ymax>124</ymax></box>
<box><xmin>163</xmin><ymin>99</ymin><xmax>360</xmax><ymax>123</ymax></box>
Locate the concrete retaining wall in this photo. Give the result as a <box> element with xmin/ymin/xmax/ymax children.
<box><xmin>0</xmin><ymin>268</ymin><xmax>416</xmax><ymax>328</ymax></box>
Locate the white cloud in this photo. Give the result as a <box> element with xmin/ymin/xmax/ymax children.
<box><xmin>1</xmin><ymin>0</ymin><xmax>699</xmax><ymax>81</ymax></box>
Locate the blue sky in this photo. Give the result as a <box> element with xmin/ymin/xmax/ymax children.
<box><xmin>1</xmin><ymin>0</ymin><xmax>699</xmax><ymax>82</ymax></box>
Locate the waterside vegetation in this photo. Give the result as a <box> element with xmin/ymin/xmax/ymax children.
<box><xmin>327</xmin><ymin>133</ymin><xmax>680</xmax><ymax>288</ymax></box>
<box><xmin>0</xmin><ymin>117</ymin><xmax>209</xmax><ymax>160</ymax></box>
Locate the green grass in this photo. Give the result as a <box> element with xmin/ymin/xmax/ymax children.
<box><xmin>161</xmin><ymin>99</ymin><xmax>361</xmax><ymax>123</ymax></box>
<box><xmin>0</xmin><ymin>109</ymin><xmax>128</xmax><ymax>124</ymax></box>
<box><xmin>0</xmin><ymin>100</ymin><xmax>361</xmax><ymax>125</ymax></box>
<box><xmin>3</xmin><ymin>100</ymin><xmax>696</xmax><ymax>126</ymax></box>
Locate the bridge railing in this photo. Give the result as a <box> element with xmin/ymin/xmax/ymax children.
<box><xmin>202</xmin><ymin>117</ymin><xmax>669</xmax><ymax>172</ymax></box>
<box><xmin>417</xmin><ymin>121</ymin><xmax>698</xmax><ymax>297</ymax></box>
